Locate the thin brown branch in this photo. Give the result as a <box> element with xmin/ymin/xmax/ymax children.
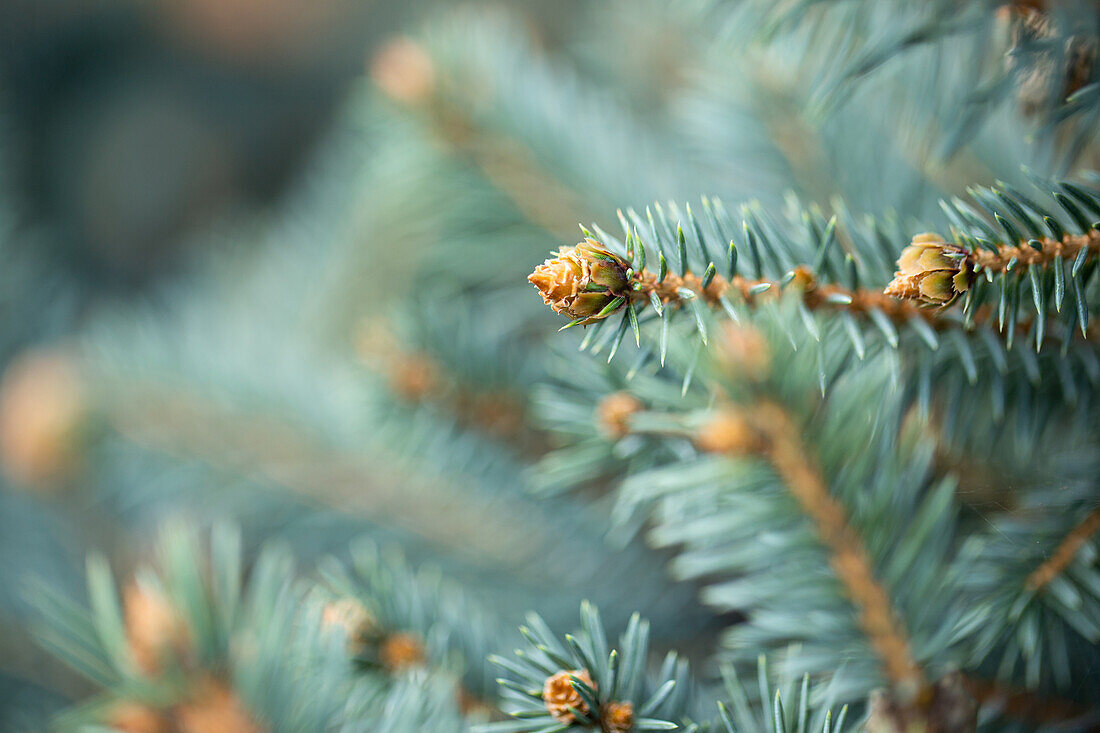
<box><xmin>1025</xmin><ymin>505</ymin><xmax>1100</xmax><ymax>591</ymax></box>
<box><xmin>972</xmin><ymin>231</ymin><xmax>1100</xmax><ymax>273</ymax></box>
<box><xmin>632</xmin><ymin>265</ymin><xmax>935</xmax><ymax>324</ymax></box>
<box><xmin>696</xmin><ymin>402</ymin><xmax>926</xmax><ymax>690</ymax></box>
<box><xmin>628</xmin><ymin>264</ymin><xmax>1100</xmax><ymax>342</ymax></box>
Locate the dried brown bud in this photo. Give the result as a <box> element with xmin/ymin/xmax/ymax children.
<box><xmin>370</xmin><ymin>37</ymin><xmax>435</xmax><ymax>105</ymax></box>
<box><xmin>321</xmin><ymin>598</ymin><xmax>375</xmax><ymax>654</ymax></box>
<box><xmin>124</xmin><ymin>583</ymin><xmax>189</xmax><ymax>676</ymax></box>
<box><xmin>390</xmin><ymin>353</ymin><xmax>440</xmax><ymax>402</ymax></box>
<box><xmin>884</xmin><ymin>234</ymin><xmax>973</xmax><ymax>306</ymax></box>
<box><xmin>695</xmin><ymin>408</ymin><xmax>760</xmax><ymax>455</ymax></box>
<box><xmin>0</xmin><ymin>347</ymin><xmax>87</xmax><ymax>488</ymax></box>
<box><xmin>104</xmin><ymin>702</ymin><xmax>170</xmax><ymax>733</ymax></box>
<box><xmin>176</xmin><ymin>677</ymin><xmax>264</xmax><ymax>733</ymax></box>
<box><xmin>787</xmin><ymin>265</ymin><xmax>817</xmax><ymax>290</ymax></box>
<box><xmin>596</xmin><ymin>392</ymin><xmax>643</xmax><ymax>439</ymax></box>
<box><xmin>379</xmin><ymin>631</ymin><xmax>425</xmax><ymax>670</ymax></box>
<box><xmin>543</xmin><ymin>669</ymin><xmax>595</xmax><ymax>723</ymax></box>
<box><xmin>529</xmin><ymin>240</ymin><xmax>632</xmax><ymax>324</ymax></box>
<box><xmin>715</xmin><ymin>323</ymin><xmax>771</xmax><ymax>381</ymax></box>
<box><xmin>602</xmin><ymin>700</ymin><xmax>634</xmax><ymax>733</ymax></box>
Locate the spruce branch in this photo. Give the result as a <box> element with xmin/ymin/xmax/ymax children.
<box><xmin>480</xmin><ymin>602</ymin><xmax>699</xmax><ymax>733</ymax></box>
<box><xmin>969</xmin><ymin>230</ymin><xmax>1100</xmax><ymax>274</ymax></box>
<box><xmin>534</xmin><ymin>308</ymin><xmax>983</xmax><ymax>716</ymax></box>
<box><xmin>948</xmin><ymin>472</ymin><xmax>1100</xmax><ymax>703</ymax></box>
<box><xmin>529</xmin><ymin>236</ymin><xmax>951</xmax><ymax>355</ymax></box>
<box><xmin>527</xmin><ymin>350</ymin><xmax>701</xmax><ymax>502</ymax></box>
<box><xmin>632</xmin><ymin>264</ymin><xmax>936</xmax><ymax>330</ymax></box>
<box><xmin>694</xmin><ymin>401</ymin><xmax>924</xmax><ymax>692</ymax></box>
<box><xmin>632</xmin><ymin>243</ymin><xmax>1095</xmax><ymax>347</ymax></box>
<box><xmin>26</xmin><ymin>523</ymin><xmax>497</xmax><ymax>731</ymax></box>
<box><xmin>717</xmin><ymin>654</ymin><xmax>852</xmax><ymax>733</ymax></box>
<box><xmin>87</xmin><ymin>359</ymin><xmax>711</xmax><ymax>639</ymax></box>
<box><xmin>529</xmin><ymin>174</ymin><xmax>1100</xmax><ymax>382</ymax></box>
<box><xmin>316</xmin><ymin>539</ymin><xmax>498</xmax><ymax>702</ymax></box>
<box><xmin>26</xmin><ymin>523</ymin><xmax>349</xmax><ymax>732</ymax></box>
<box><xmin>534</xmin><ymin>302</ymin><xmax>1098</xmax><ymax>718</ymax></box>
<box><xmin>527</xmin><ymin>180</ymin><xmax>1100</xmax><ymax>451</ymax></box>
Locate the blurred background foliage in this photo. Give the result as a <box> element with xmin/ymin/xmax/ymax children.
<box><xmin>0</xmin><ymin>0</ymin><xmax>1098</xmax><ymax>730</ymax></box>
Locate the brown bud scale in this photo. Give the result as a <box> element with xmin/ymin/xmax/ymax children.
<box><xmin>596</xmin><ymin>392</ymin><xmax>643</xmax><ymax>439</ymax></box>
<box><xmin>379</xmin><ymin>631</ymin><xmax>425</xmax><ymax>670</ymax></box>
<box><xmin>542</xmin><ymin>668</ymin><xmax>595</xmax><ymax>723</ymax></box>
<box><xmin>602</xmin><ymin>700</ymin><xmax>634</xmax><ymax>732</ymax></box>
<box><xmin>529</xmin><ymin>240</ymin><xmax>631</xmax><ymax>324</ymax></box>
<box><xmin>884</xmin><ymin>234</ymin><xmax>973</xmax><ymax>306</ymax></box>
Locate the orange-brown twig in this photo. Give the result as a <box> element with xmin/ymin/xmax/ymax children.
<box><xmin>1025</xmin><ymin>506</ymin><xmax>1100</xmax><ymax>591</ymax></box>
<box><xmin>972</xmin><ymin>231</ymin><xmax>1100</xmax><ymax>273</ymax></box>
<box><xmin>631</xmin><ymin>266</ymin><xmax>937</xmax><ymax>324</ymax></box>
<box><xmin>695</xmin><ymin>401</ymin><xmax>925</xmax><ymax>690</ymax></box>
<box><xmin>628</xmin><ymin>264</ymin><xmax>1099</xmax><ymax>343</ymax></box>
